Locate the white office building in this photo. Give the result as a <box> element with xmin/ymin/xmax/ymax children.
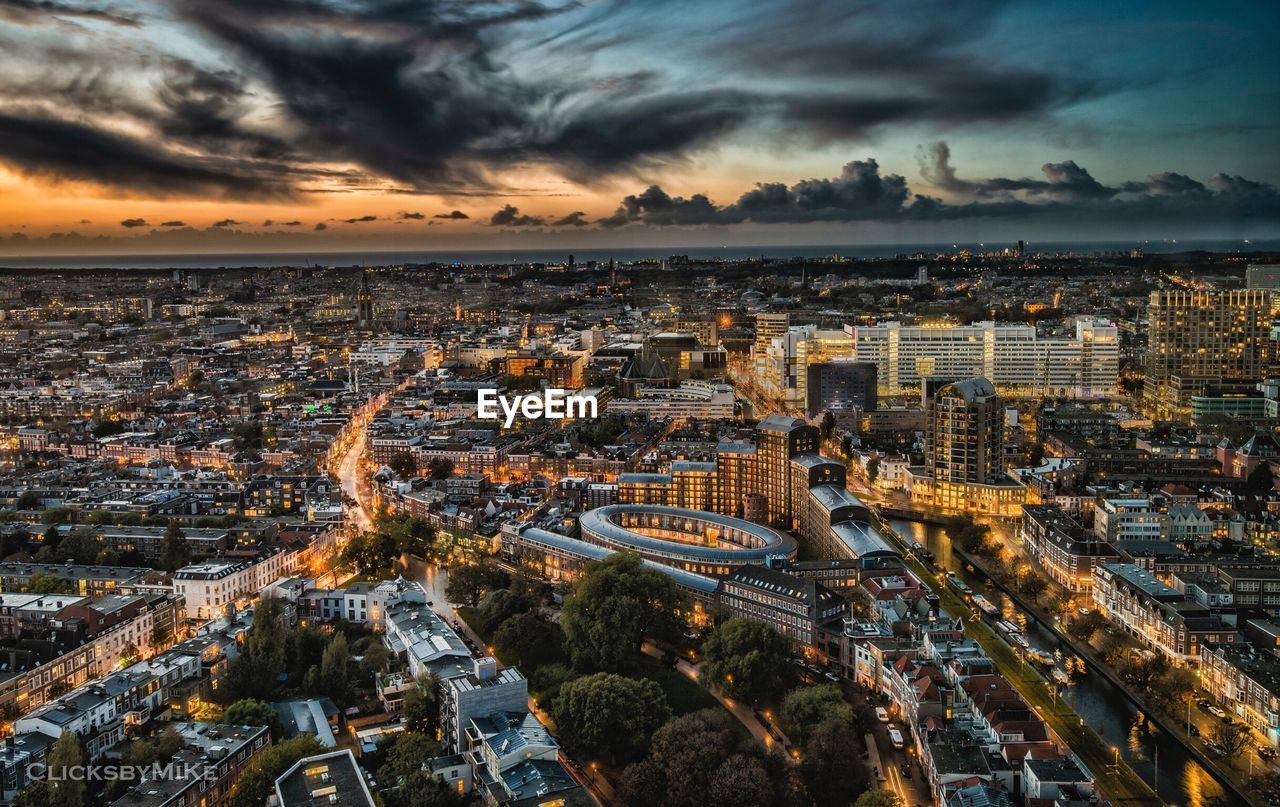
<box><xmin>849</xmin><ymin>318</ymin><xmax>1118</xmax><ymax>397</ymax></box>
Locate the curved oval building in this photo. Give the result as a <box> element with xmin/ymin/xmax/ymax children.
<box><xmin>579</xmin><ymin>504</ymin><xmax>798</xmax><ymax>576</ymax></box>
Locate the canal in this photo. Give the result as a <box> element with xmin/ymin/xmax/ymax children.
<box><xmin>887</xmin><ymin>518</ymin><xmax>1226</xmax><ymax>807</ymax></box>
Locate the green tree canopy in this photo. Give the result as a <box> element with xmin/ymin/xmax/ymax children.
<box><xmin>224</xmin><ymin>698</ymin><xmax>285</xmax><ymax>741</ymax></box>
<box><xmin>622</xmin><ymin>710</ymin><xmax>791</xmax><ymax>807</ymax></box>
<box><xmin>561</xmin><ymin>553</ymin><xmax>686</xmax><ymax>673</ymax></box>
<box><xmin>554</xmin><ymin>673</ymin><xmax>672</xmax><ymax>764</ymax></box>
<box><xmin>222</xmin><ymin>596</ymin><xmax>287</xmax><ymax>702</ymax></box>
<box><xmin>493</xmin><ymin>611</ymin><xmax>566</xmax><ymax>670</ymax></box>
<box><xmin>160</xmin><ymin>520</ymin><xmax>192</xmax><ymax>572</ymax></box>
<box><xmin>699</xmin><ymin>618</ymin><xmax>793</xmax><ymax>704</ymax></box>
<box><xmin>779</xmin><ymin>684</ymin><xmax>854</xmax><ymax>746</ymax></box>
<box><xmin>47</xmin><ymin>731</ymin><xmax>85</xmax><ymax>807</ymax></box>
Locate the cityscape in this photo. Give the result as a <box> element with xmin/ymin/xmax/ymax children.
<box><xmin>0</xmin><ymin>2</ymin><xmax>1278</xmax><ymax>807</ymax></box>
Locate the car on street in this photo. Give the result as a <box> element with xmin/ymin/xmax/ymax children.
<box><xmin>1260</xmin><ymin>746</ymin><xmax>1278</xmax><ymax>760</ymax></box>
<box><xmin>1189</xmin><ymin>724</ymin><xmax>1201</xmax><ymax>737</ymax></box>
<box><xmin>876</xmin><ymin>707</ymin><xmax>890</xmax><ymax>723</ymax></box>
<box><xmin>1208</xmin><ymin>706</ymin><xmax>1227</xmax><ymax>719</ymax></box>
<box><xmin>900</xmin><ymin>763</ymin><xmax>911</xmax><ymax>778</ymax></box>
<box><xmin>888</xmin><ymin>727</ymin><xmax>905</xmax><ymax>749</ymax></box>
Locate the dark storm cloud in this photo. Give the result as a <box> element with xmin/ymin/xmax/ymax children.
<box><xmin>280</xmin><ymin>220</ymin><xmax>302</xmax><ymax>226</ymax></box>
<box><xmin>720</xmin><ymin>1</ymin><xmax>1096</xmax><ymax>142</ymax></box>
<box><xmin>0</xmin><ymin>0</ymin><xmax>140</xmax><ymax>27</ymax></box>
<box><xmin>313</xmin><ymin>222</ymin><xmax>326</xmax><ymax>231</ymax></box>
<box><xmin>342</xmin><ymin>215</ymin><xmax>379</xmax><ymax>224</ymax></box>
<box><xmin>602</xmin><ymin>160</ymin><xmax>910</xmax><ymax>226</ymax></box>
<box><xmin>490</xmin><ymin>205</ymin><xmax>544</xmax><ymax>226</ymax></box>
<box><xmin>120</xmin><ymin>218</ymin><xmax>147</xmax><ymax>228</ymax></box>
<box><xmin>551</xmin><ymin>211</ymin><xmax>589</xmax><ymax>227</ymax></box>
<box><xmin>0</xmin><ymin>0</ymin><xmax>1116</xmax><ymax>201</ymax></box>
<box><xmin>602</xmin><ymin>150</ymin><xmax>1280</xmax><ymax>228</ymax></box>
<box><xmin>212</xmin><ymin>218</ymin><xmax>243</xmax><ymax>227</ymax></box>
<box><xmin>159</xmin><ymin>220</ymin><xmax>186</xmax><ymax>227</ymax></box>
<box><xmin>434</xmin><ymin>210</ymin><xmax>470</xmax><ymax>220</ymax></box>
<box><xmin>398</xmin><ymin>211</ymin><xmax>425</xmax><ymax>220</ymax></box>
<box><xmin>0</xmin><ymin>111</ymin><xmax>294</xmax><ymax>199</ymax></box>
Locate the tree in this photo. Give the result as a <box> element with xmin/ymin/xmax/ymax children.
<box><xmin>699</xmin><ymin>618</ymin><xmax>792</xmax><ymax>704</ymax></box>
<box><xmin>387</xmin><ymin>452</ymin><xmax>417</xmax><ymax>478</ymax></box>
<box><xmin>156</xmin><ymin>725</ymin><xmax>185</xmax><ymax>760</ymax></box>
<box><xmin>27</xmin><ymin>572</ymin><xmax>73</xmax><ymax>594</ymax></box>
<box><xmin>477</xmin><ymin>587</ymin><xmax>535</xmax><ymax>633</ymax></box>
<box><xmin>378</xmin><ymin>733</ymin><xmax>467</xmax><ymax>807</ymax></box>
<box><xmin>47</xmin><ymin>731</ymin><xmax>85</xmax><ymax>807</ymax></box>
<box><xmin>1157</xmin><ymin>666</ymin><xmax>1198</xmax><ymax>711</ymax></box>
<box><xmin>801</xmin><ymin>718</ymin><xmax>869</xmax><ymax>805</ymax></box>
<box><xmin>866</xmin><ymin>456</ymin><xmax>881</xmax><ymax>484</ymax></box>
<box><xmin>225</xmin><ymin>699</ymin><xmax>285</xmax><ymax>741</ymax></box>
<box><xmin>779</xmin><ymin>684</ymin><xmax>854</xmax><ymax>746</ymax></box>
<box><xmin>1210</xmin><ymin>721</ymin><xmax>1251</xmax><ymax>762</ymax></box>
<box><xmin>820</xmin><ymin>411</ymin><xmax>835</xmax><ymax>439</ymax></box>
<box><xmin>555</xmin><ymin>673</ymin><xmax>671</xmax><ymax>764</ymax></box>
<box><xmin>12</xmin><ymin>781</ymin><xmax>53</xmax><ymax>807</ymax></box>
<box><xmin>445</xmin><ymin>562</ymin><xmax>497</xmax><ymax>607</ymax></box>
<box><xmin>494</xmin><ymin>611</ymin><xmax>566</xmax><ymax>670</ymax></box>
<box><xmin>222</xmin><ymin>596</ymin><xmax>287</xmax><ymax>701</ymax></box>
<box><xmin>230</xmin><ymin>736</ymin><xmax>325</xmax><ymax>807</ymax></box>
<box><xmin>361</xmin><ymin>642</ymin><xmax>391</xmax><ymax>678</ymax></box>
<box><xmin>123</xmin><ymin>740</ymin><xmax>157</xmax><ymax>768</ymax></box>
<box><xmin>160</xmin><ymin>520</ymin><xmax>191</xmax><ymax>572</ymax></box>
<box><xmin>561</xmin><ymin>553</ymin><xmax>686</xmax><ymax>673</ymax></box>
<box><xmin>1066</xmin><ymin>610</ymin><xmax>1109</xmax><ymax>644</ymax></box>
<box><xmin>380</xmin><ymin>732</ymin><xmax>443</xmax><ymax>782</ymax></box>
<box><xmin>426</xmin><ymin>457</ymin><xmax>455</xmax><ymax>480</ymax></box>
<box><xmin>15</xmin><ymin>490</ymin><xmax>38</xmax><ymax>510</ymax></box>
<box><xmin>708</xmin><ymin>754</ymin><xmax>777</xmax><ymax>807</ymax></box>
<box><xmin>402</xmin><ymin>673</ymin><xmax>441</xmax><ymax>734</ymax></box>
<box><xmin>621</xmin><ymin>710</ymin><xmax>793</xmax><ymax>807</ymax></box>
<box><xmin>854</xmin><ymin>792</ymin><xmax>903</xmax><ymax>807</ymax></box>
<box><xmin>318</xmin><ymin>633</ymin><xmax>351</xmax><ymax>702</ymax></box>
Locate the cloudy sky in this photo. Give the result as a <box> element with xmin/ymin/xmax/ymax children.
<box><xmin>0</xmin><ymin>0</ymin><xmax>1277</xmax><ymax>255</ymax></box>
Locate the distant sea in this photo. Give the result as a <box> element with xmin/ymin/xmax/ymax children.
<box><xmin>1</xmin><ymin>238</ymin><xmax>1276</xmax><ymax>270</ymax></box>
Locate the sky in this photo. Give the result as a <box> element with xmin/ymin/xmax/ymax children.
<box><xmin>0</xmin><ymin>0</ymin><xmax>1277</xmax><ymax>256</ymax></box>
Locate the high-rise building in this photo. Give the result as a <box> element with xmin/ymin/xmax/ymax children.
<box><xmin>805</xmin><ymin>361</ymin><xmax>877</xmax><ymax>417</ymax></box>
<box><xmin>753</xmin><ymin>313</ymin><xmax>791</xmax><ymax>355</ymax></box>
<box><xmin>758</xmin><ymin>325</ymin><xmax>851</xmax><ymax>410</ymax></box>
<box><xmin>753</xmin><ymin>415</ymin><xmax>819</xmax><ymax>527</ymax></box>
<box><xmin>849</xmin><ymin>319</ymin><xmax>1118</xmax><ymax>397</ymax></box>
<box><xmin>1246</xmin><ymin>264</ymin><xmax>1280</xmax><ymax>292</ymax></box>
<box><xmin>908</xmin><ymin>376</ymin><xmax>1025</xmax><ymax>515</ymax></box>
<box><xmin>926</xmin><ymin>377</ymin><xmax>1004</xmax><ymax>485</ymax></box>
<box><xmin>1145</xmin><ymin>289</ymin><xmax>1273</xmax><ymax>416</ymax></box>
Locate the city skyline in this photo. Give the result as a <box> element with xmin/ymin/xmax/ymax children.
<box><xmin>1</xmin><ymin>0</ymin><xmax>1279</xmax><ymax>256</ymax></box>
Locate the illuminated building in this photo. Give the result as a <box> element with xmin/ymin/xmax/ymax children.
<box><xmin>356</xmin><ymin>268</ymin><xmax>374</xmax><ymax>326</ymax></box>
<box><xmin>849</xmin><ymin>319</ymin><xmax>1118</xmax><ymax>398</ymax></box>
<box><xmin>906</xmin><ymin>378</ymin><xmax>1026</xmax><ymax>516</ymax></box>
<box><xmin>1145</xmin><ymin>289</ymin><xmax>1272</xmax><ymax>417</ymax></box>
<box><xmin>806</xmin><ymin>361</ymin><xmax>877</xmax><ymax>418</ymax></box>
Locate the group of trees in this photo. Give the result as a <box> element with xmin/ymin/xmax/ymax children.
<box><xmin>561</xmin><ymin>553</ymin><xmax>686</xmax><ymax>672</ymax></box>
<box><xmin>950</xmin><ymin>516</ymin><xmax>998</xmax><ymax>555</ymax></box>
<box><xmin>699</xmin><ymin>618</ymin><xmax>793</xmax><ymax>703</ymax></box>
<box><xmin>219</xmin><ymin>596</ymin><xmax>383</xmax><ymax>707</ymax></box>
<box><xmin>342</xmin><ymin>513</ymin><xmax>437</xmax><ymax>576</ymax></box>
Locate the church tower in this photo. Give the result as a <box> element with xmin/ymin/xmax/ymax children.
<box><xmin>356</xmin><ymin>268</ymin><xmax>374</xmax><ymax>326</ymax></box>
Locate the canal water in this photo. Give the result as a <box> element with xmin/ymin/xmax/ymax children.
<box><xmin>887</xmin><ymin>518</ymin><xmax>1226</xmax><ymax>806</ymax></box>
